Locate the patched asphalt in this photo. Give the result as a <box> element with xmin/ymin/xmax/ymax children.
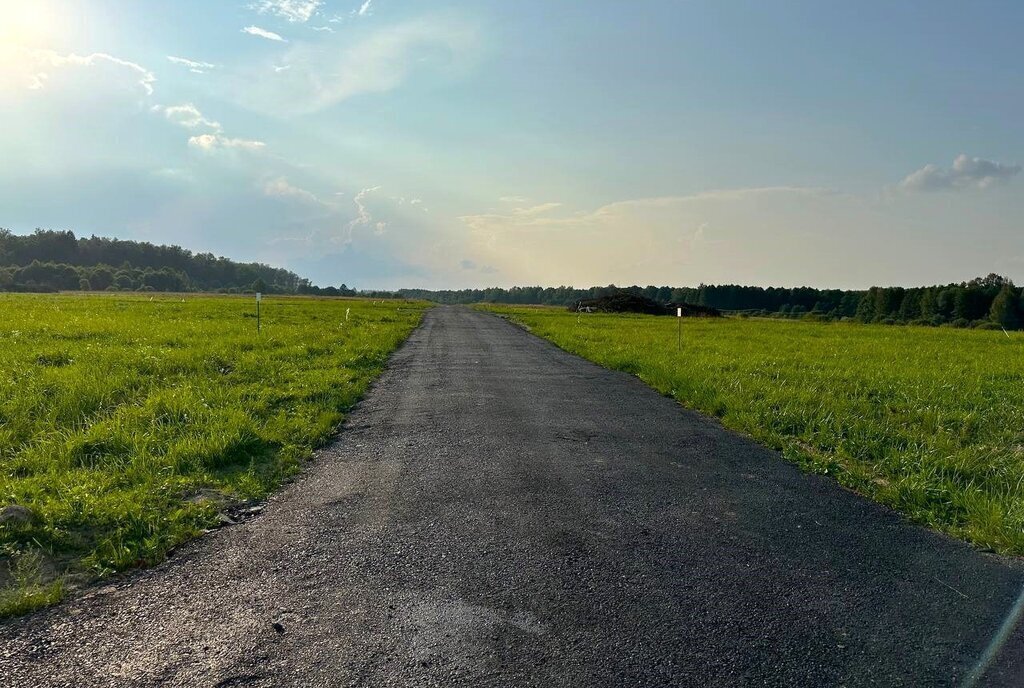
<box><xmin>2</xmin><ymin>305</ymin><xmax>1024</xmax><ymax>686</ymax></box>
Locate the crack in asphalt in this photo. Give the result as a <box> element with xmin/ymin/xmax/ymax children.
<box><xmin>2</xmin><ymin>306</ymin><xmax>1023</xmax><ymax>686</ymax></box>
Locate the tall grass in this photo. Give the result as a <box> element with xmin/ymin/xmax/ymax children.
<box><xmin>0</xmin><ymin>293</ymin><xmax>426</xmax><ymax>617</ymax></box>
<box><xmin>482</xmin><ymin>306</ymin><xmax>1024</xmax><ymax>556</ymax></box>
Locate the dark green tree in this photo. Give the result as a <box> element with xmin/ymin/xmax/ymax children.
<box><xmin>953</xmin><ymin>287</ymin><xmax>972</xmax><ymax>321</ymax></box>
<box><xmin>113</xmin><ymin>271</ymin><xmax>135</xmax><ymax>290</ymax></box>
<box><xmin>936</xmin><ymin>289</ymin><xmax>956</xmax><ymax>321</ymax></box>
<box><xmin>919</xmin><ymin>288</ymin><xmax>938</xmax><ymax>322</ymax></box>
<box><xmin>898</xmin><ymin>290</ymin><xmax>921</xmax><ymax>322</ymax></box>
<box><xmin>89</xmin><ymin>266</ymin><xmax>115</xmax><ymax>290</ymax></box>
<box><xmin>855</xmin><ymin>288</ymin><xmax>877</xmax><ymax>322</ymax></box>
<box><xmin>990</xmin><ymin>284</ymin><xmax>1021</xmax><ymax>329</ymax></box>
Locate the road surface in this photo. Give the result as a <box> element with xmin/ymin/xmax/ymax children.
<box><xmin>3</xmin><ymin>306</ymin><xmax>1023</xmax><ymax>686</ymax></box>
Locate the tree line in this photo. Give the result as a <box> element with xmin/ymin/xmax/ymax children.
<box><xmin>0</xmin><ymin>229</ymin><xmax>354</xmax><ymax>295</ymax></box>
<box><xmin>401</xmin><ymin>274</ymin><xmax>1024</xmax><ymax>330</ymax></box>
<box><xmin>4</xmin><ymin>230</ymin><xmax>1020</xmax><ymax>329</ymax></box>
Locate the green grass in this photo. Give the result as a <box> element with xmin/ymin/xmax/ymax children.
<box><xmin>480</xmin><ymin>305</ymin><xmax>1024</xmax><ymax>556</ymax></box>
<box><xmin>0</xmin><ymin>293</ymin><xmax>427</xmax><ymax>617</ymax></box>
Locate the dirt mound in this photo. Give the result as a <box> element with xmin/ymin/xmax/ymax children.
<box><xmin>571</xmin><ymin>292</ymin><xmax>722</xmax><ymax>317</ymax></box>
<box><xmin>572</xmin><ymin>293</ymin><xmax>665</xmax><ymax>315</ymax></box>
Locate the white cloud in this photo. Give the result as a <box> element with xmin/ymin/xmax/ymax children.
<box><xmin>236</xmin><ymin>18</ymin><xmax>478</xmax><ymax>114</ymax></box>
<box><xmin>155</xmin><ymin>103</ymin><xmax>222</xmax><ymax>131</ymax></box>
<box><xmin>345</xmin><ymin>186</ymin><xmax>382</xmax><ymax>242</ymax></box>
<box><xmin>188</xmin><ymin>134</ymin><xmax>266</xmax><ymax>151</ymax></box>
<box><xmin>511</xmin><ymin>202</ymin><xmax>562</xmax><ymax>217</ymax></box>
<box><xmin>448</xmin><ymin>184</ymin><xmax>1024</xmax><ymax>289</ymax></box>
<box><xmin>461</xmin><ymin>188</ymin><xmax>833</xmax><ymax>235</ymax></box>
<box><xmin>166</xmin><ymin>56</ymin><xmax>216</xmax><ymax>73</ymax></box>
<box><xmin>311</xmin><ymin>26</ymin><xmax>335</xmax><ymax>33</ymax></box>
<box><xmin>263</xmin><ymin>176</ymin><xmax>321</xmax><ymax>204</ymax></box>
<box><xmin>155</xmin><ymin>105</ymin><xmax>269</xmax><ymax>160</ymax></box>
<box><xmin>242</xmin><ymin>26</ymin><xmax>287</xmax><ymax>42</ymax></box>
<box><xmin>457</xmin><ymin>187</ymin><xmax>872</xmax><ymax>286</ymax></box>
<box><xmin>83</xmin><ymin>54</ymin><xmax>154</xmax><ymax>94</ymax></box>
<box><xmin>457</xmin><ymin>258</ymin><xmax>498</xmax><ymax>275</ymax></box>
<box><xmin>250</xmin><ymin>0</ymin><xmax>323</xmax><ymax>23</ymax></box>
<box><xmin>356</xmin><ymin>0</ymin><xmax>375</xmax><ymax>17</ymax></box>
<box><xmin>1</xmin><ymin>49</ymin><xmax>156</xmax><ymax>95</ymax></box>
<box><xmin>260</xmin><ymin>182</ymin><xmax>454</xmax><ymax>289</ymax></box>
<box><xmin>899</xmin><ymin>154</ymin><xmax>1021</xmax><ymax>192</ymax></box>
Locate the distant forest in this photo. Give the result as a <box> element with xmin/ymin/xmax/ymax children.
<box><xmin>400</xmin><ymin>274</ymin><xmax>1024</xmax><ymax>330</ymax></box>
<box><xmin>3</xmin><ymin>229</ymin><xmax>1021</xmax><ymax>330</ymax></box>
<box><xmin>0</xmin><ymin>229</ymin><xmax>356</xmax><ymax>296</ymax></box>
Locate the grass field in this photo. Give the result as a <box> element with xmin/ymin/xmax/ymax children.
<box><xmin>481</xmin><ymin>305</ymin><xmax>1024</xmax><ymax>557</ymax></box>
<box><xmin>0</xmin><ymin>293</ymin><xmax>426</xmax><ymax>617</ymax></box>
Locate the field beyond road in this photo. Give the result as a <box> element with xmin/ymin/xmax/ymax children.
<box><xmin>481</xmin><ymin>305</ymin><xmax>1024</xmax><ymax>556</ymax></box>
<box><xmin>0</xmin><ymin>293</ymin><xmax>426</xmax><ymax>617</ymax></box>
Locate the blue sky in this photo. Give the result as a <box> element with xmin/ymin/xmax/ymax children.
<box><xmin>0</xmin><ymin>0</ymin><xmax>1022</xmax><ymax>289</ymax></box>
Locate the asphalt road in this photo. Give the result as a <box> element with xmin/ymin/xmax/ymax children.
<box><xmin>3</xmin><ymin>306</ymin><xmax>1024</xmax><ymax>687</ymax></box>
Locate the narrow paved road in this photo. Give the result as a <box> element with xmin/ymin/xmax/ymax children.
<box><xmin>3</xmin><ymin>306</ymin><xmax>1024</xmax><ymax>686</ymax></box>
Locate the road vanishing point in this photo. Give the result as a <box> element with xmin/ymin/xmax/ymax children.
<box><xmin>3</xmin><ymin>306</ymin><xmax>1024</xmax><ymax>686</ymax></box>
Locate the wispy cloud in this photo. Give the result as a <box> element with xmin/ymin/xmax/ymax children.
<box><xmin>250</xmin><ymin>0</ymin><xmax>322</xmax><ymax>23</ymax></box>
<box><xmin>346</xmin><ymin>186</ymin><xmax>382</xmax><ymax>242</ymax></box>
<box><xmin>356</xmin><ymin>0</ymin><xmax>375</xmax><ymax>17</ymax></box>
<box><xmin>457</xmin><ymin>187</ymin><xmax>866</xmax><ymax>287</ymax></box>
<box><xmin>188</xmin><ymin>134</ymin><xmax>266</xmax><ymax>151</ymax></box>
<box><xmin>13</xmin><ymin>50</ymin><xmax>157</xmax><ymax>94</ymax></box>
<box><xmin>900</xmin><ymin>154</ymin><xmax>1021</xmax><ymax>192</ymax></box>
<box><xmin>242</xmin><ymin>26</ymin><xmax>287</xmax><ymax>42</ymax></box>
<box><xmin>236</xmin><ymin>18</ymin><xmax>478</xmax><ymax>115</ymax></box>
<box><xmin>459</xmin><ymin>259</ymin><xmax>497</xmax><ymax>274</ymax></box>
<box><xmin>311</xmin><ymin>26</ymin><xmax>335</xmax><ymax>33</ymax></box>
<box><xmin>154</xmin><ymin>103</ymin><xmax>222</xmax><ymax>131</ymax></box>
<box><xmin>166</xmin><ymin>56</ymin><xmax>216</xmax><ymax>74</ymax></box>
<box><xmin>263</xmin><ymin>176</ymin><xmax>321</xmax><ymax>204</ymax></box>
<box><xmin>511</xmin><ymin>202</ymin><xmax>562</xmax><ymax>217</ymax></box>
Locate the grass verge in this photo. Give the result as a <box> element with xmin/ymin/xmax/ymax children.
<box><xmin>0</xmin><ymin>293</ymin><xmax>427</xmax><ymax>618</ymax></box>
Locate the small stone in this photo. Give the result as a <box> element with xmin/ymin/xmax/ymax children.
<box><xmin>217</xmin><ymin>513</ymin><xmax>236</xmax><ymax>526</ymax></box>
<box><xmin>0</xmin><ymin>504</ymin><xmax>34</xmax><ymax>526</ymax></box>
<box><xmin>272</xmin><ymin>622</ymin><xmax>285</xmax><ymax>634</ymax></box>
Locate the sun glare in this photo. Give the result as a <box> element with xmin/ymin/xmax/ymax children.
<box><xmin>0</xmin><ymin>1</ymin><xmax>61</xmax><ymax>46</ymax></box>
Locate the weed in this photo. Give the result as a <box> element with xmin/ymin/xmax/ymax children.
<box><xmin>0</xmin><ymin>550</ymin><xmax>65</xmax><ymax>618</ymax></box>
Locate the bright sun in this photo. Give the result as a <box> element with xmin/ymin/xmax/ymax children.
<box><xmin>0</xmin><ymin>1</ymin><xmax>61</xmax><ymax>46</ymax></box>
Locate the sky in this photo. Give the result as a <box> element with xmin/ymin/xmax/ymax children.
<box><xmin>0</xmin><ymin>0</ymin><xmax>1022</xmax><ymax>290</ymax></box>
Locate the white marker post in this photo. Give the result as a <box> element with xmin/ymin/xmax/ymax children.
<box><xmin>677</xmin><ymin>306</ymin><xmax>682</xmax><ymax>350</ymax></box>
<box><xmin>256</xmin><ymin>292</ymin><xmax>262</xmax><ymax>333</ymax></box>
